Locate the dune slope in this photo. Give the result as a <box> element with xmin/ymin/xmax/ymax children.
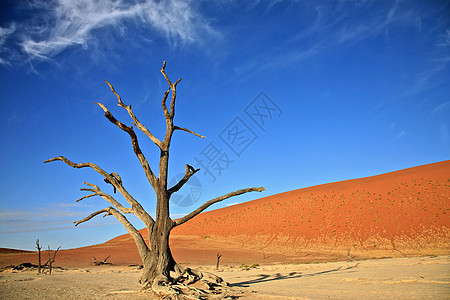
<box><xmin>171</xmin><ymin>160</ymin><xmax>450</xmax><ymax>258</ymax></box>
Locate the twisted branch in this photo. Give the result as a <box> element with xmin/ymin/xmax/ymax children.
<box><xmin>175</xmin><ymin>187</ymin><xmax>266</xmax><ymax>227</ymax></box>
<box><xmin>161</xmin><ymin>61</ymin><xmax>182</xmax><ymax>118</ymax></box>
<box><xmin>168</xmin><ymin>164</ymin><xmax>200</xmax><ymax>196</ymax></box>
<box><xmin>95</xmin><ymin>102</ymin><xmax>157</xmax><ymax>190</ymax></box>
<box><xmin>44</xmin><ymin>156</ymin><xmax>107</xmax><ymax>175</ymax></box>
<box><xmin>75</xmin><ymin>206</ymin><xmax>149</xmax><ymax>261</ymax></box>
<box><xmin>44</xmin><ymin>156</ymin><xmax>154</xmax><ymax>226</ymax></box>
<box><xmin>174</xmin><ymin>126</ymin><xmax>205</xmax><ymax>138</ymax></box>
<box><xmin>74</xmin><ymin>208</ymin><xmax>111</xmax><ymax>226</ymax></box>
<box><xmin>159</xmin><ymin>62</ymin><xmax>205</xmax><ymax>143</ymax></box>
<box><xmin>75</xmin><ymin>194</ymin><xmax>97</xmax><ymax>202</ymax></box>
<box><xmin>79</xmin><ymin>182</ymin><xmax>133</xmax><ymax>214</ymax></box>
<box><xmin>104</xmin><ymin>80</ymin><xmax>162</xmax><ymax>149</ymax></box>
<box><xmin>161</xmin><ymin>88</ymin><xmax>171</xmax><ymax>119</ymax></box>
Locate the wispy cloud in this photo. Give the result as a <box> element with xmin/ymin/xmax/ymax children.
<box><xmin>439</xmin><ymin>125</ymin><xmax>448</xmax><ymax>143</ymax></box>
<box><xmin>170</xmin><ymin>213</ymin><xmax>187</xmax><ymax>219</ymax></box>
<box><xmin>396</xmin><ymin>130</ymin><xmax>406</xmax><ymax>139</ymax></box>
<box><xmin>0</xmin><ymin>207</ymin><xmax>83</xmax><ymax>220</ymax></box>
<box><xmin>402</xmin><ymin>7</ymin><xmax>450</xmax><ymax>96</ymax></box>
<box><xmin>0</xmin><ymin>24</ymin><xmax>16</xmax><ymax>65</ymax></box>
<box><xmin>233</xmin><ymin>42</ymin><xmax>324</xmax><ymax>82</ymax></box>
<box><xmin>406</xmin><ymin>65</ymin><xmax>448</xmax><ymax>96</ymax></box>
<box><xmin>232</xmin><ymin>1</ymin><xmax>413</xmax><ymax>80</ymax></box>
<box><xmin>53</xmin><ymin>202</ymin><xmax>93</xmax><ymax>208</ymax></box>
<box><xmin>406</xmin><ymin>29</ymin><xmax>450</xmax><ymax>96</ymax></box>
<box><xmin>389</xmin><ymin>122</ymin><xmax>406</xmax><ymax>140</ymax></box>
<box><xmin>0</xmin><ymin>203</ymin><xmax>107</xmax><ymax>234</ymax></box>
<box><xmin>232</xmin><ymin>0</ymin><xmax>448</xmax><ymax>88</ymax></box>
<box><xmin>0</xmin><ymin>222</ymin><xmax>118</xmax><ymax>234</ymax></box>
<box><xmin>0</xmin><ymin>25</ymin><xmax>14</xmax><ymax>45</ymax></box>
<box><xmin>431</xmin><ymin>101</ymin><xmax>450</xmax><ymax>117</ymax></box>
<box><xmin>1</xmin><ymin>0</ymin><xmax>218</xmax><ymax>65</ymax></box>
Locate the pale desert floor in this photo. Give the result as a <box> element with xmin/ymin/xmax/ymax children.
<box><xmin>0</xmin><ymin>256</ymin><xmax>449</xmax><ymax>299</ymax></box>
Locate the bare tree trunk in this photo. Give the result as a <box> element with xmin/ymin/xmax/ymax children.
<box><xmin>216</xmin><ymin>252</ymin><xmax>222</xmax><ymax>270</ymax></box>
<box><xmin>139</xmin><ymin>225</ymin><xmax>175</xmax><ymax>288</ymax></box>
<box><xmin>35</xmin><ymin>239</ymin><xmax>42</xmax><ymax>274</ymax></box>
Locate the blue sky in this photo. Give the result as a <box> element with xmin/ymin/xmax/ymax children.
<box><xmin>0</xmin><ymin>0</ymin><xmax>449</xmax><ymax>251</ymax></box>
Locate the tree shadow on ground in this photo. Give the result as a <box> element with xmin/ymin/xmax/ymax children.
<box><xmin>230</xmin><ymin>263</ymin><xmax>360</xmax><ymax>287</ymax></box>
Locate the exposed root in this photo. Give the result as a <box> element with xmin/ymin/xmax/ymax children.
<box><xmin>152</xmin><ymin>275</ymin><xmax>181</xmax><ymax>299</ymax></box>
<box><xmin>151</xmin><ymin>265</ymin><xmax>244</xmax><ymax>300</ymax></box>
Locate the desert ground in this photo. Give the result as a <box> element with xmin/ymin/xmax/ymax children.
<box><xmin>1</xmin><ymin>256</ymin><xmax>449</xmax><ymax>299</ymax></box>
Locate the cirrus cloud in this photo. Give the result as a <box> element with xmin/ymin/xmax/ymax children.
<box><xmin>1</xmin><ymin>0</ymin><xmax>218</xmax><ymax>65</ymax></box>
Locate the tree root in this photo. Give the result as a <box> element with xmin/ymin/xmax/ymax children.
<box><xmin>150</xmin><ymin>265</ymin><xmax>244</xmax><ymax>300</ymax></box>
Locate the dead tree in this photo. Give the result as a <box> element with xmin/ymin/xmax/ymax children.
<box><xmin>216</xmin><ymin>252</ymin><xmax>222</xmax><ymax>270</ymax></box>
<box><xmin>44</xmin><ymin>246</ymin><xmax>60</xmax><ymax>275</ymax></box>
<box><xmin>347</xmin><ymin>247</ymin><xmax>355</xmax><ymax>262</ymax></box>
<box><xmin>45</xmin><ymin>61</ymin><xmax>265</xmax><ymax>298</ymax></box>
<box><xmin>36</xmin><ymin>239</ymin><xmax>42</xmax><ymax>274</ymax></box>
<box><xmin>92</xmin><ymin>255</ymin><xmax>112</xmax><ymax>266</ymax></box>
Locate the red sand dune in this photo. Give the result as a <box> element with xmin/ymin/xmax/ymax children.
<box><xmin>0</xmin><ymin>248</ymin><xmax>33</xmax><ymax>255</ymax></box>
<box><xmin>171</xmin><ymin>160</ymin><xmax>449</xmax><ymax>257</ymax></box>
<box><xmin>1</xmin><ymin>161</ymin><xmax>449</xmax><ymax>267</ymax></box>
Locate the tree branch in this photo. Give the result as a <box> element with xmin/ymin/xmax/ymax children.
<box><xmin>161</xmin><ymin>88</ymin><xmax>171</xmax><ymax>119</ymax></box>
<box><xmin>170</xmin><ymin>79</ymin><xmax>182</xmax><ymax>118</ymax></box>
<box><xmin>95</xmin><ymin>102</ymin><xmax>158</xmax><ymax>190</ymax></box>
<box><xmin>174</xmin><ymin>126</ymin><xmax>205</xmax><ymax>138</ymax></box>
<box><xmin>79</xmin><ymin>182</ymin><xmax>133</xmax><ymax>214</ymax></box>
<box><xmin>174</xmin><ymin>187</ymin><xmax>266</xmax><ymax>227</ymax></box>
<box><xmin>75</xmin><ymin>207</ymin><xmax>149</xmax><ymax>262</ymax></box>
<box><xmin>44</xmin><ymin>156</ymin><xmax>154</xmax><ymax>227</ymax></box>
<box><xmin>76</xmin><ymin>193</ymin><xmax>97</xmax><ymax>202</ymax></box>
<box><xmin>160</xmin><ymin>61</ymin><xmax>182</xmax><ymax>118</ymax></box>
<box><xmin>104</xmin><ymin>80</ymin><xmax>162</xmax><ymax>149</ymax></box>
<box><xmin>104</xmin><ymin>172</ymin><xmax>121</xmax><ymax>193</ymax></box>
<box><xmin>168</xmin><ymin>164</ymin><xmax>200</xmax><ymax>196</ymax></box>
<box><xmin>45</xmin><ymin>156</ymin><xmax>106</xmax><ymax>173</ymax></box>
<box><xmin>74</xmin><ymin>208</ymin><xmax>111</xmax><ymax>226</ymax></box>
